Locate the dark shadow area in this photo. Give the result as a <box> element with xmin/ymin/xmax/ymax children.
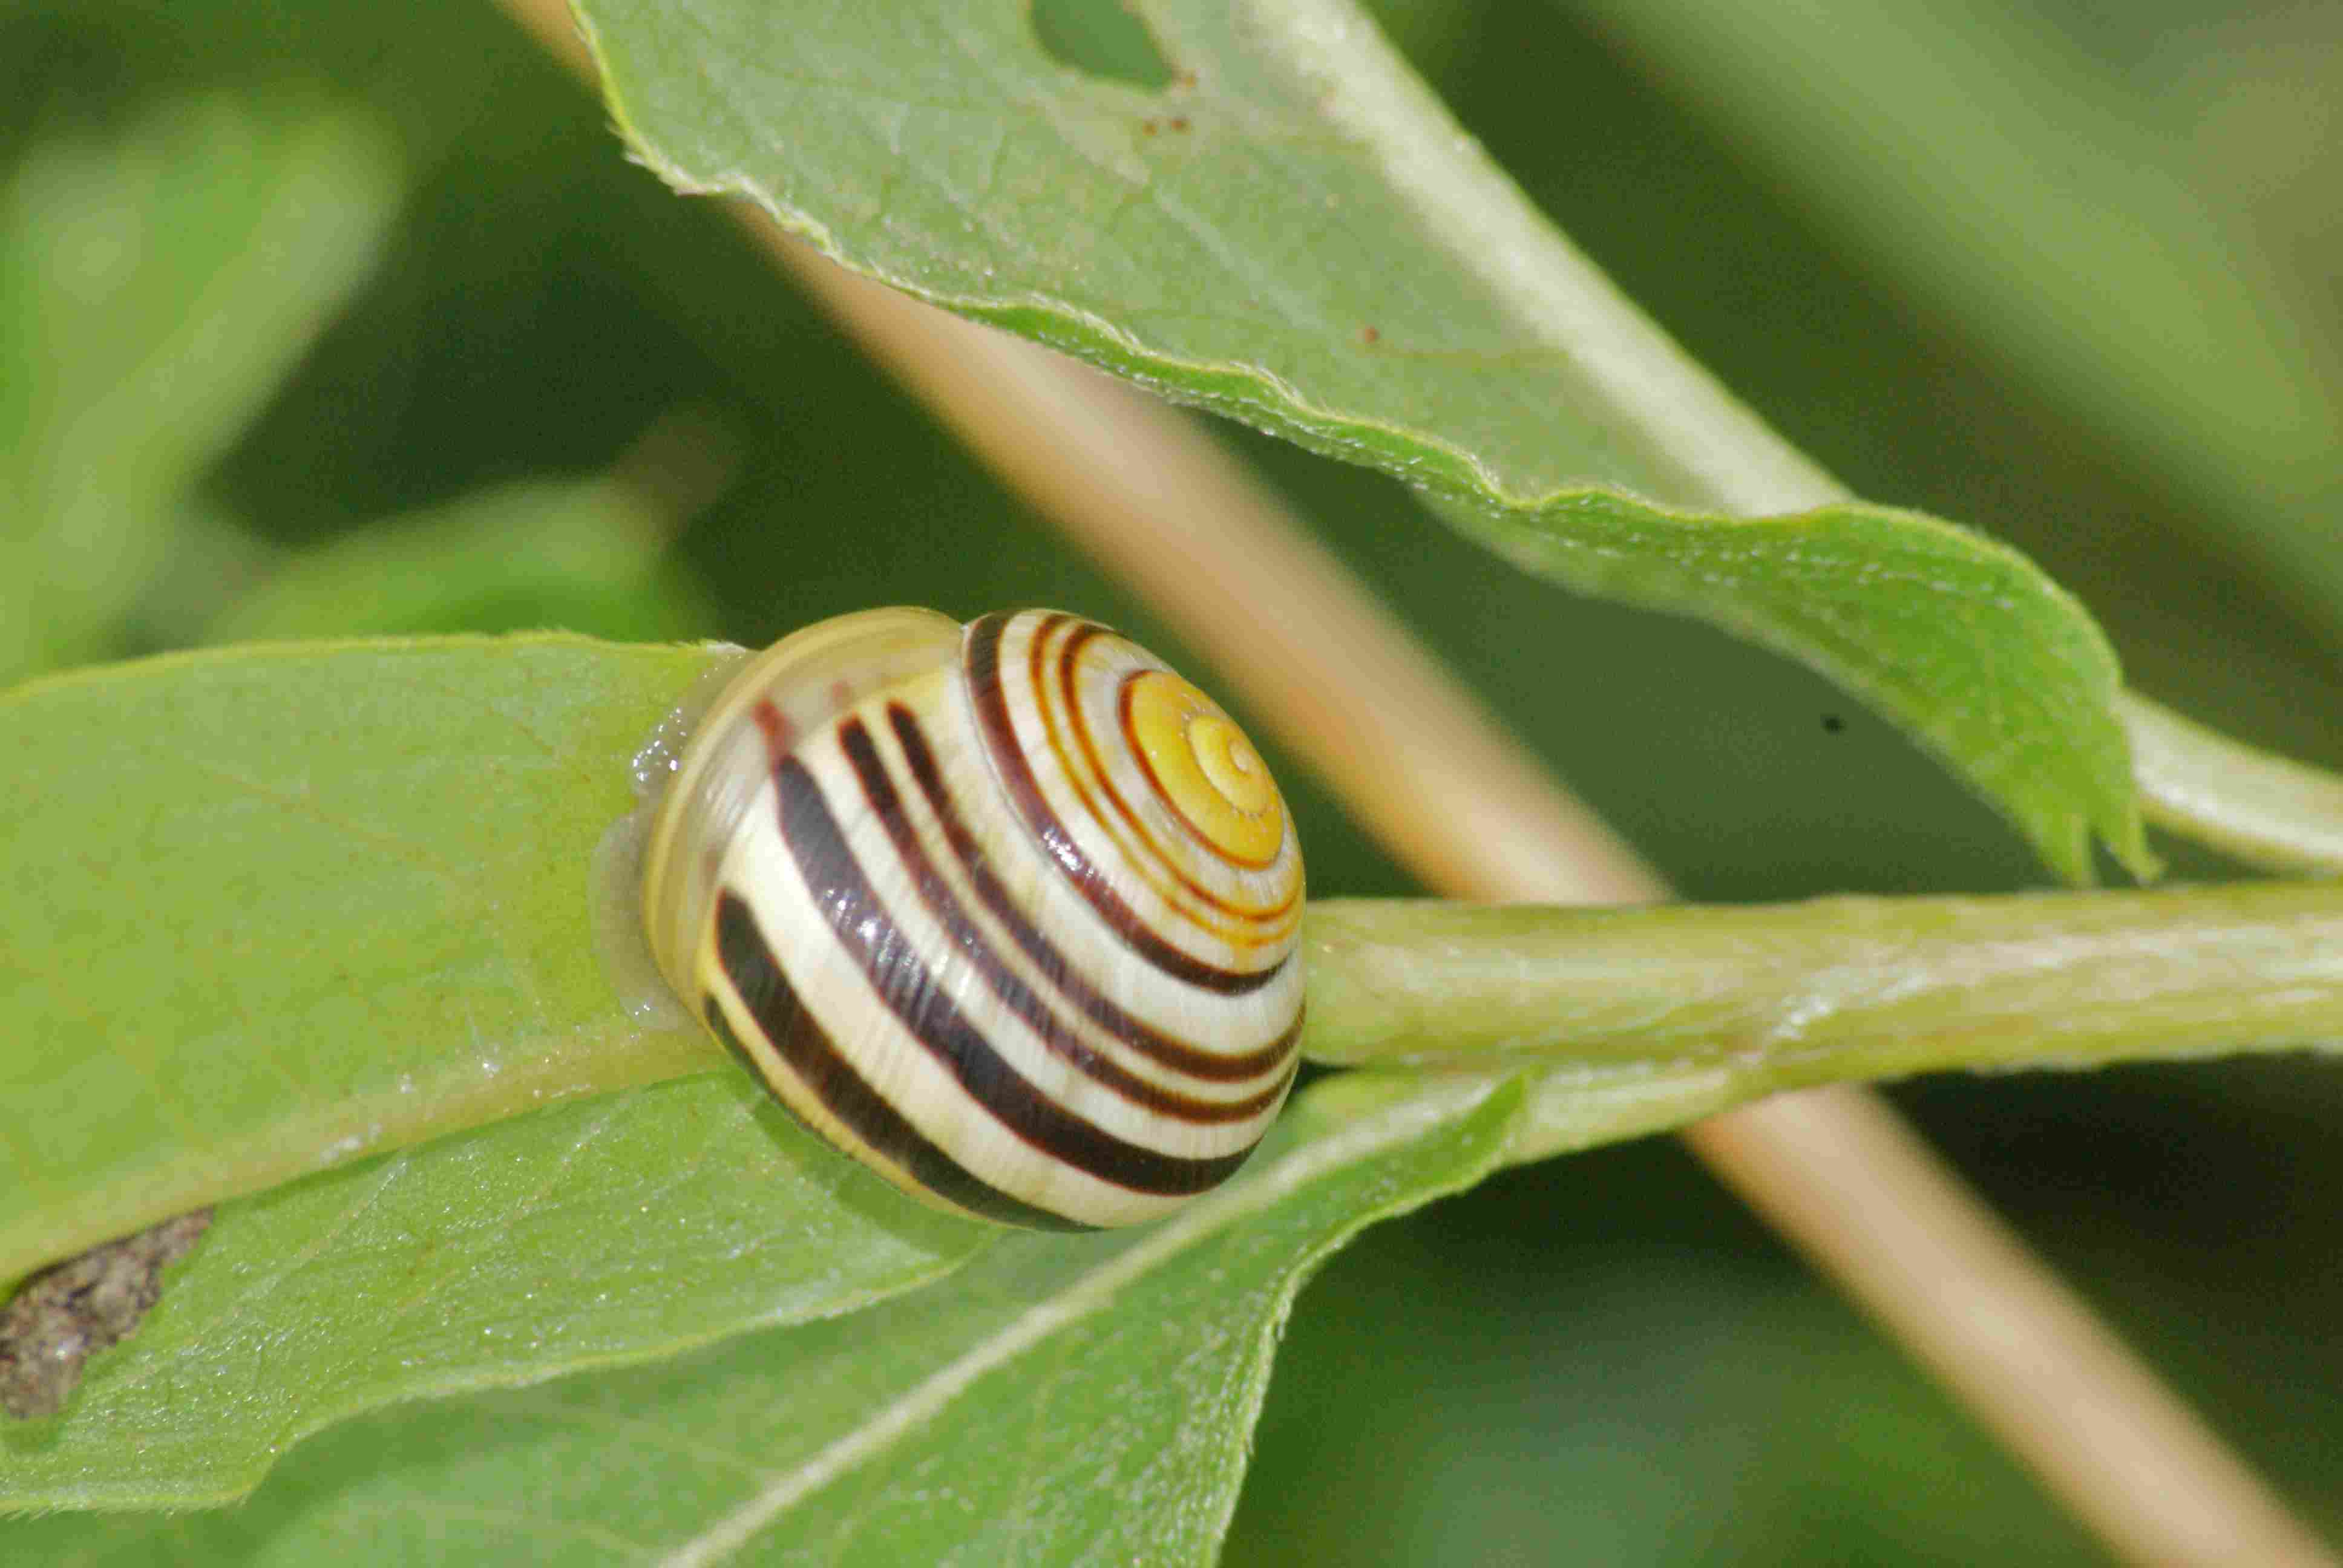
<box><xmin>1029</xmin><ymin>0</ymin><xmax>1175</xmax><ymax>91</ymax></box>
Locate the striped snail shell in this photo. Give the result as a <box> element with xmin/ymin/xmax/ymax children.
<box><xmin>640</xmin><ymin>608</ymin><xmax>1305</xmax><ymax>1230</ymax></box>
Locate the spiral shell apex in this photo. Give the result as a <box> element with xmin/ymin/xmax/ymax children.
<box><xmin>641</xmin><ymin>608</ymin><xmax>1305</xmax><ymax>1229</ymax></box>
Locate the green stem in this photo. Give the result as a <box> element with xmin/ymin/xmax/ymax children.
<box><xmin>2123</xmin><ymin>694</ymin><xmax>2343</xmax><ymax>878</ymax></box>
<box><xmin>1303</xmin><ymin>885</ymin><xmax>2343</xmax><ymax>1081</ymax></box>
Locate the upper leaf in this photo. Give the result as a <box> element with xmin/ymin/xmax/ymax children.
<box><xmin>571</xmin><ymin>0</ymin><xmax>2149</xmax><ymax>881</ymax></box>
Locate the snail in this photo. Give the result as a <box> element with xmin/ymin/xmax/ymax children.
<box><xmin>637</xmin><ymin>609</ymin><xmax>1305</xmax><ymax>1229</ymax></box>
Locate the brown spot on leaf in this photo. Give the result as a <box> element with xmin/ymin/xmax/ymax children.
<box><xmin>1</xmin><ymin>1210</ymin><xmax>212</xmax><ymax>1420</ymax></box>
<box><xmin>1360</xmin><ymin>325</ymin><xmax>1381</xmax><ymax>345</ymax></box>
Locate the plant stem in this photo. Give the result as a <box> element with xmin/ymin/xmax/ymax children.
<box><xmin>1687</xmin><ymin>1085</ymin><xmax>2332</xmax><ymax>1568</ymax></box>
<box><xmin>1305</xmin><ymin>885</ymin><xmax>2343</xmax><ymax>1079</ymax></box>
<box><xmin>2126</xmin><ymin>694</ymin><xmax>2343</xmax><ymax>877</ymax></box>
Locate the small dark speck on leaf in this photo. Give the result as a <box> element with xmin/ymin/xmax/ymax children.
<box><xmin>1822</xmin><ymin>713</ymin><xmax>1846</xmax><ymax>733</ymax></box>
<box><xmin>1360</xmin><ymin>325</ymin><xmax>1381</xmax><ymax>345</ymax></box>
<box><xmin>1</xmin><ymin>1209</ymin><xmax>213</xmax><ymax>1420</ymax></box>
<box><xmin>1168</xmin><ymin>116</ymin><xmax>1190</xmax><ymax>132</ymax></box>
<box><xmin>1141</xmin><ymin>119</ymin><xmax>1159</xmax><ymax>135</ymax></box>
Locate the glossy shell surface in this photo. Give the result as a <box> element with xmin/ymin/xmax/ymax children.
<box><xmin>641</xmin><ymin>608</ymin><xmax>1305</xmax><ymax>1229</ymax></box>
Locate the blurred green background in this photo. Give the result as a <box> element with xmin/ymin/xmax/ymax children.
<box><xmin>5</xmin><ymin>0</ymin><xmax>2340</xmax><ymax>1559</ymax></box>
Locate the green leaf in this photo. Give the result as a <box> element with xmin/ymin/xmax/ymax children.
<box><xmin>0</xmin><ymin>636</ymin><xmax>996</xmax><ymax>1508</ymax></box>
<box><xmin>202</xmin><ymin>476</ymin><xmax>723</xmax><ymax>645</ymax></box>
<box><xmin>569</xmin><ymin>0</ymin><xmax>2148</xmax><ymax>881</ymax></box>
<box><xmin>0</xmin><ymin>638</ymin><xmax>732</xmax><ymax>1287</ymax></box>
<box><xmin>0</xmin><ymin>97</ymin><xmax>401</xmax><ymax>679</ymax></box>
<box><xmin>0</xmin><ymin>1074</ymin><xmax>986</xmax><ymax>1511</ymax></box>
<box><xmin>7</xmin><ymin>1073</ymin><xmax>1526</xmax><ymax>1556</ymax></box>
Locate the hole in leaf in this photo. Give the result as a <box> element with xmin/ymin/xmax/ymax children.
<box><xmin>1</xmin><ymin>1209</ymin><xmax>212</xmax><ymax>1420</ymax></box>
<box><xmin>1031</xmin><ymin>0</ymin><xmax>1176</xmax><ymax>92</ymax></box>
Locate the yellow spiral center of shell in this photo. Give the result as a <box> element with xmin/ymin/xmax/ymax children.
<box><xmin>1126</xmin><ymin>671</ymin><xmax>1285</xmax><ymax>866</ymax></box>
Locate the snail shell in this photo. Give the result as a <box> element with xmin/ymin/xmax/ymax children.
<box><xmin>641</xmin><ymin>609</ymin><xmax>1305</xmax><ymax>1229</ymax></box>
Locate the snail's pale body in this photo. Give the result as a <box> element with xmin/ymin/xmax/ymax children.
<box><xmin>640</xmin><ymin>609</ymin><xmax>1304</xmax><ymax>1229</ymax></box>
